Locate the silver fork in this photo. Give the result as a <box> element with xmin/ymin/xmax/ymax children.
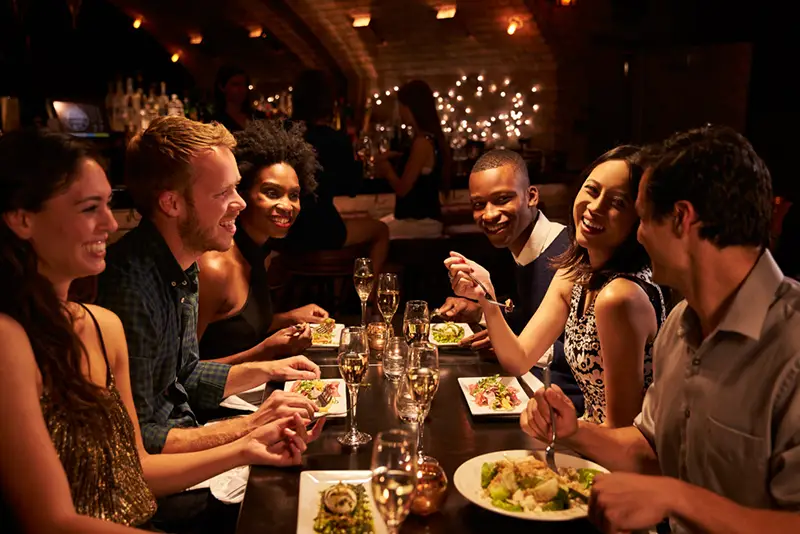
<box><xmin>543</xmin><ymin>350</ymin><xmax>558</xmax><ymax>474</ymax></box>
<box><xmin>465</xmin><ymin>273</ymin><xmax>515</xmax><ymax>313</ymax></box>
<box><xmin>315</xmin><ymin>386</ymin><xmax>333</xmax><ymax>409</ymax></box>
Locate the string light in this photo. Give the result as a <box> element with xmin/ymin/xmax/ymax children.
<box><xmin>478</xmin><ymin>75</ymin><xmax>484</xmax><ymax>82</ymax></box>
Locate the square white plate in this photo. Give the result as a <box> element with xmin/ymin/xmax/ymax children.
<box><xmin>308</xmin><ymin>323</ymin><xmax>345</xmax><ymax>350</ymax></box>
<box><xmin>296</xmin><ymin>470</ymin><xmax>387</xmax><ymax>534</ymax></box>
<box><xmin>284</xmin><ymin>379</ymin><xmax>347</xmax><ymax>418</ymax></box>
<box><xmin>429</xmin><ymin>322</ymin><xmax>474</xmax><ymax>347</ymax></box>
<box><xmin>457</xmin><ymin>376</ymin><xmax>530</xmax><ymax>416</ymax></box>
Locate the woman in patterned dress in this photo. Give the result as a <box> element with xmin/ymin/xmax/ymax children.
<box><xmin>446</xmin><ymin>146</ymin><xmax>665</xmax><ymax>427</ymax></box>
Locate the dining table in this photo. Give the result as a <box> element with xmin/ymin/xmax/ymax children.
<box><xmin>235</xmin><ymin>323</ymin><xmax>601</xmax><ymax>534</ymax></box>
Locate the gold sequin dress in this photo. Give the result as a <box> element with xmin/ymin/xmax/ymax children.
<box><xmin>39</xmin><ymin>305</ymin><xmax>157</xmax><ymax>526</ymax></box>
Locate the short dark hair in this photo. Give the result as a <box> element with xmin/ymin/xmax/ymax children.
<box><xmin>554</xmin><ymin>145</ymin><xmax>651</xmax><ymax>290</ymax></box>
<box><xmin>233</xmin><ymin>119</ymin><xmax>319</xmax><ymax>196</ymax></box>
<box><xmin>471</xmin><ymin>149</ymin><xmax>529</xmax><ymax>185</ymax></box>
<box><xmin>640</xmin><ymin>125</ymin><xmax>772</xmax><ymax>248</ymax></box>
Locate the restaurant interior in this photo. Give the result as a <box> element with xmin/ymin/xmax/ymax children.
<box><xmin>1</xmin><ymin>1</ymin><xmax>798</xmax><ymax>533</ymax></box>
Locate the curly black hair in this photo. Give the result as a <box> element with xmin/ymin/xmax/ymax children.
<box><xmin>233</xmin><ymin>119</ymin><xmax>319</xmax><ymax>196</ymax></box>
<box><xmin>639</xmin><ymin>125</ymin><xmax>772</xmax><ymax>248</ymax></box>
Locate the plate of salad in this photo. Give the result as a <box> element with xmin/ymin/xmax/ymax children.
<box><xmin>458</xmin><ymin>375</ymin><xmax>529</xmax><ymax>415</ymax></box>
<box><xmin>284</xmin><ymin>379</ymin><xmax>347</xmax><ymax>418</ymax></box>
<box><xmin>453</xmin><ymin>450</ymin><xmax>608</xmax><ymax>521</ymax></box>
<box><xmin>429</xmin><ymin>322</ymin><xmax>473</xmax><ymax>347</ymax></box>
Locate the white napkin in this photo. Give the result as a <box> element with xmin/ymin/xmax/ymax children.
<box><xmin>219</xmin><ymin>395</ymin><xmax>258</xmax><ymax>412</ymax></box>
<box><xmin>519</xmin><ymin>371</ymin><xmax>544</xmax><ymax>393</ymax></box>
<box><xmin>186</xmin><ymin>465</ymin><xmax>251</xmax><ymax>504</ymax></box>
<box><xmin>534</xmin><ymin>344</ymin><xmax>555</xmax><ymax>368</ymax></box>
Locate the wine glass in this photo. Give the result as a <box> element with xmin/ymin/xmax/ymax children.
<box><xmin>402</xmin><ymin>300</ymin><xmax>430</xmax><ymax>345</ymax></box>
<box><xmin>406</xmin><ymin>342</ymin><xmax>440</xmax><ymax>463</ymax></box>
<box><xmin>354</xmin><ymin>258</ymin><xmax>375</xmax><ymax>327</ymax></box>
<box><xmin>383</xmin><ymin>336</ymin><xmax>408</xmax><ymax>381</ymax></box>
<box><xmin>371</xmin><ymin>429</ymin><xmax>417</xmax><ymax>534</ymax></box>
<box><xmin>377</xmin><ymin>273</ymin><xmax>399</xmax><ymax>336</ymax></box>
<box><xmin>337</xmin><ymin>327</ymin><xmax>372</xmax><ymax>446</ymax></box>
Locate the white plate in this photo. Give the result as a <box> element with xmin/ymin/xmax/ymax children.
<box><xmin>453</xmin><ymin>449</ymin><xmax>609</xmax><ymax>521</ymax></box>
<box><xmin>308</xmin><ymin>323</ymin><xmax>345</xmax><ymax>350</ymax></box>
<box><xmin>429</xmin><ymin>322</ymin><xmax>474</xmax><ymax>347</ymax></box>
<box><xmin>297</xmin><ymin>470</ymin><xmax>387</xmax><ymax>534</ymax></box>
<box><xmin>284</xmin><ymin>379</ymin><xmax>347</xmax><ymax>418</ymax></box>
<box><xmin>458</xmin><ymin>376</ymin><xmax>530</xmax><ymax>416</ymax></box>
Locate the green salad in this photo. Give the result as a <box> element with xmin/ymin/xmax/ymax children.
<box><xmin>481</xmin><ymin>456</ymin><xmax>601</xmax><ymax>513</ymax></box>
<box><xmin>431</xmin><ymin>322</ymin><xmax>465</xmax><ymax>344</ymax></box>
<box><xmin>313</xmin><ymin>483</ymin><xmax>374</xmax><ymax>533</ymax></box>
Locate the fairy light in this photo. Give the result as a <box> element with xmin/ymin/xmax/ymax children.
<box><xmin>133</xmin><ymin>17</ymin><xmax>142</xmax><ymax>29</ymax></box>
<box><xmin>478</xmin><ymin>75</ymin><xmax>484</xmax><ymax>82</ymax></box>
<box><xmin>376</xmin><ymin>99</ymin><xmax>382</xmax><ymax>105</ymax></box>
<box><xmin>385</xmin><ymin>90</ymin><xmax>391</xmax><ymax>96</ymax></box>
<box><xmin>456</xmin><ymin>81</ymin><xmax>461</xmax><ymax>87</ymax></box>
<box><xmin>433</xmin><ymin>91</ymin><xmax>440</xmax><ymax>98</ymax></box>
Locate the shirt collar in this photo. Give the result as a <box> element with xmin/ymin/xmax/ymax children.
<box><xmin>136</xmin><ymin>218</ymin><xmax>199</xmax><ymax>292</ymax></box>
<box><xmin>680</xmin><ymin>249</ymin><xmax>784</xmax><ymax>341</ymax></box>
<box><xmin>513</xmin><ymin>211</ymin><xmax>565</xmax><ymax>266</ymax></box>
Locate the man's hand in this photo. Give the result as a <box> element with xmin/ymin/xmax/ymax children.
<box><xmin>444</xmin><ymin>252</ymin><xmax>496</xmax><ymax>301</ymax></box>
<box><xmin>589</xmin><ymin>473</ymin><xmax>680</xmax><ymax>533</ymax></box>
<box><xmin>459</xmin><ymin>329</ymin><xmax>492</xmax><ymax>350</ymax></box>
<box><xmin>261</xmin><ymin>355</ymin><xmax>321</xmax><ymax>382</ymax></box>
<box><xmin>284</xmin><ymin>304</ymin><xmax>329</xmax><ymax>325</ymax></box>
<box><xmin>242</xmin><ymin>413</ymin><xmax>326</xmax><ymax>466</ymax></box>
<box><xmin>435</xmin><ymin>297</ymin><xmax>482</xmax><ymax>323</ymax></box>
<box><xmin>260</xmin><ymin>324</ymin><xmax>313</xmax><ymax>358</ymax></box>
<box><xmin>520</xmin><ymin>384</ymin><xmax>579</xmax><ymax>442</ymax></box>
<box><xmin>250</xmin><ymin>389</ymin><xmax>316</xmax><ymax>427</ymax></box>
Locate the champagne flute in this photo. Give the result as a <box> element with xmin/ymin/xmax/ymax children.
<box><xmin>406</xmin><ymin>342</ymin><xmax>440</xmax><ymax>463</ymax></box>
<box><xmin>371</xmin><ymin>429</ymin><xmax>417</xmax><ymax>534</ymax></box>
<box><xmin>377</xmin><ymin>273</ymin><xmax>400</xmax><ymax>337</ymax></box>
<box><xmin>403</xmin><ymin>300</ymin><xmax>430</xmax><ymax>344</ymax></box>
<box><xmin>337</xmin><ymin>326</ymin><xmax>372</xmax><ymax>446</ymax></box>
<box><xmin>354</xmin><ymin>258</ymin><xmax>375</xmax><ymax>327</ymax></box>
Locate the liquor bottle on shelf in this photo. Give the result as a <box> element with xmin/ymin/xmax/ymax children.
<box><xmin>167</xmin><ymin>95</ymin><xmax>184</xmax><ymax>117</ymax></box>
<box><xmin>157</xmin><ymin>82</ymin><xmax>170</xmax><ymax>116</ymax></box>
<box><xmin>111</xmin><ymin>79</ymin><xmax>126</xmax><ymax>132</ymax></box>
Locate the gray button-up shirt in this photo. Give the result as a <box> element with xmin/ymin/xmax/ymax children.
<box><xmin>635</xmin><ymin>251</ymin><xmax>800</xmax><ymax>530</ymax></box>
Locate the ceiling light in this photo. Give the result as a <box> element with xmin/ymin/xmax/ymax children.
<box><xmin>249</xmin><ymin>26</ymin><xmax>263</xmax><ymax>38</ymax></box>
<box><xmin>352</xmin><ymin>14</ymin><xmax>371</xmax><ymax>27</ymax></box>
<box><xmin>436</xmin><ymin>4</ymin><xmax>457</xmax><ymax>19</ymax></box>
<box><xmin>189</xmin><ymin>34</ymin><xmax>203</xmax><ymax>45</ymax></box>
<box><xmin>507</xmin><ymin>17</ymin><xmax>522</xmax><ymax>35</ymax></box>
<box><xmin>171</xmin><ymin>52</ymin><xmax>180</xmax><ymax>63</ymax></box>
<box><xmin>133</xmin><ymin>17</ymin><xmax>142</xmax><ymax>29</ymax></box>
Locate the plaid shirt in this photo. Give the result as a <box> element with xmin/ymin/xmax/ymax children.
<box><xmin>96</xmin><ymin>219</ymin><xmax>231</xmax><ymax>453</ymax></box>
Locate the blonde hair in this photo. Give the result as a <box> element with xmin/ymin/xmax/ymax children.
<box><xmin>125</xmin><ymin>116</ymin><xmax>236</xmax><ymax>218</ymax></box>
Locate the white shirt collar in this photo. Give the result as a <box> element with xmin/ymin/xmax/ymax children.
<box><xmin>512</xmin><ymin>211</ymin><xmax>566</xmax><ymax>266</ymax></box>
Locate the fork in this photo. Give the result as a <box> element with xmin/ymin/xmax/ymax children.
<box><xmin>313</xmin><ymin>321</ymin><xmax>336</xmax><ymax>335</ymax></box>
<box><xmin>543</xmin><ymin>350</ymin><xmax>558</xmax><ymax>474</ymax></box>
<box><xmin>315</xmin><ymin>386</ymin><xmax>333</xmax><ymax>409</ymax></box>
<box><xmin>465</xmin><ymin>273</ymin><xmax>515</xmax><ymax>313</ymax></box>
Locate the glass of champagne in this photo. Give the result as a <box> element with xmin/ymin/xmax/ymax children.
<box><xmin>354</xmin><ymin>258</ymin><xmax>375</xmax><ymax>327</ymax></box>
<box><xmin>337</xmin><ymin>326</ymin><xmax>372</xmax><ymax>446</ymax></box>
<box><xmin>406</xmin><ymin>342</ymin><xmax>440</xmax><ymax>463</ymax></box>
<box><xmin>371</xmin><ymin>429</ymin><xmax>417</xmax><ymax>534</ymax></box>
<box><xmin>377</xmin><ymin>273</ymin><xmax>400</xmax><ymax>336</ymax></box>
<box><xmin>403</xmin><ymin>300</ymin><xmax>430</xmax><ymax>345</ymax></box>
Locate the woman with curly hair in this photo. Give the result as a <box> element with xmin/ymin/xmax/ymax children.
<box><xmin>198</xmin><ymin>119</ymin><xmax>329</xmax><ymax>363</ymax></box>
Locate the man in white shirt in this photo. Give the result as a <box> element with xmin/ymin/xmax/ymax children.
<box><xmin>437</xmin><ymin>149</ymin><xmax>583</xmax><ymax>412</ymax></box>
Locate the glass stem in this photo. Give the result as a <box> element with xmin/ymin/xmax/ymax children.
<box><xmin>417</xmin><ymin>409</ymin><xmax>425</xmax><ymax>456</ymax></box>
<box><xmin>361</xmin><ymin>301</ymin><xmax>367</xmax><ymax>327</ymax></box>
<box><xmin>348</xmin><ymin>384</ymin><xmax>359</xmax><ymax>434</ymax></box>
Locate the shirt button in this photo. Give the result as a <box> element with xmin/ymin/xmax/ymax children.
<box><xmin>180</xmin><ymin>297</ymin><xmax>185</xmax><ymax>303</ymax></box>
<box><xmin>182</xmin><ymin>281</ymin><xmax>187</xmax><ymax>285</ymax></box>
<box><xmin>692</xmin><ymin>359</ymin><xmax>701</xmax><ymax>366</ymax></box>
<box><xmin>171</xmin><ymin>281</ymin><xmax>177</xmax><ymax>287</ymax></box>
<box><xmin>684</xmin><ymin>409</ymin><xmax>691</xmax><ymax>418</ymax></box>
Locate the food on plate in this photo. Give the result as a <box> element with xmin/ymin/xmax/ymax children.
<box><xmin>290</xmin><ymin>380</ymin><xmax>340</xmax><ymax>411</ymax></box>
<box><xmin>312</xmin><ymin>318</ymin><xmax>336</xmax><ymax>345</ymax></box>
<box><xmin>480</xmin><ymin>456</ymin><xmax>602</xmax><ymax>513</ymax></box>
<box><xmin>468</xmin><ymin>375</ymin><xmax>522</xmax><ymax>411</ymax></box>
<box><xmin>431</xmin><ymin>322</ymin><xmax>465</xmax><ymax>344</ymax></box>
<box><xmin>313</xmin><ymin>482</ymin><xmax>375</xmax><ymax>533</ymax></box>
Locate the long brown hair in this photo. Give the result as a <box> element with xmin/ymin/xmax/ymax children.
<box><xmin>554</xmin><ymin>145</ymin><xmax>651</xmax><ymax>290</ymax></box>
<box><xmin>397</xmin><ymin>80</ymin><xmax>452</xmax><ymax>194</ymax></box>
<box><xmin>0</xmin><ymin>130</ymin><xmax>108</xmax><ymax>422</ymax></box>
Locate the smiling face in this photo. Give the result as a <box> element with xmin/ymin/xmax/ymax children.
<box><xmin>573</xmin><ymin>160</ymin><xmax>640</xmax><ymax>260</ymax></box>
<box><xmin>469</xmin><ymin>165</ymin><xmax>536</xmax><ymax>250</ymax></box>
<box><xmin>239</xmin><ymin>162</ymin><xmax>302</xmax><ymax>239</ymax></box>
<box><xmin>24</xmin><ymin>158</ymin><xmax>118</xmax><ymax>282</ymax></box>
<box><xmin>178</xmin><ymin>146</ymin><xmax>246</xmax><ymax>254</ymax></box>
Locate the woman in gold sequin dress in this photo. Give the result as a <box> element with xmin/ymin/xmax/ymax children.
<box><xmin>0</xmin><ymin>131</ymin><xmax>321</xmax><ymax>533</ymax></box>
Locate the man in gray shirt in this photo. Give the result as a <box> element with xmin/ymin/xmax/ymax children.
<box><xmin>521</xmin><ymin>125</ymin><xmax>800</xmax><ymax>533</ymax></box>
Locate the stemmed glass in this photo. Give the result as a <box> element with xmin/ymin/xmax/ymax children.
<box><xmin>337</xmin><ymin>327</ymin><xmax>372</xmax><ymax>446</ymax></box>
<box><xmin>371</xmin><ymin>429</ymin><xmax>417</xmax><ymax>534</ymax></box>
<box><xmin>402</xmin><ymin>300</ymin><xmax>430</xmax><ymax>345</ymax></box>
<box><xmin>377</xmin><ymin>273</ymin><xmax>399</xmax><ymax>337</ymax></box>
<box><xmin>406</xmin><ymin>342</ymin><xmax>440</xmax><ymax>463</ymax></box>
<box><xmin>354</xmin><ymin>258</ymin><xmax>375</xmax><ymax>327</ymax></box>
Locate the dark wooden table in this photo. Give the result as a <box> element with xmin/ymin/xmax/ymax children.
<box><xmin>235</xmin><ymin>347</ymin><xmax>599</xmax><ymax>534</ymax></box>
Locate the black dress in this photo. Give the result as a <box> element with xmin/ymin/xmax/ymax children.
<box><xmin>199</xmin><ymin>229</ymin><xmax>275</xmax><ymax>360</ymax></box>
<box><xmin>280</xmin><ymin>123</ymin><xmax>360</xmax><ymax>251</ymax></box>
<box><xmin>393</xmin><ymin>133</ymin><xmax>442</xmax><ymax>221</ymax></box>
